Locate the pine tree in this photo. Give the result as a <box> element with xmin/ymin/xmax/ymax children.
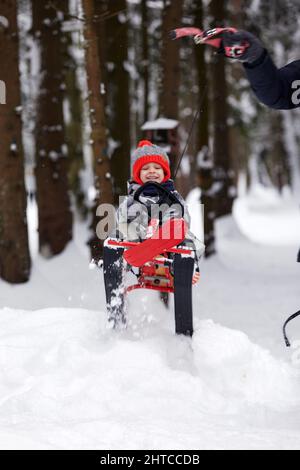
<box><xmin>32</xmin><ymin>0</ymin><xmax>73</xmax><ymax>257</ymax></box>
<box><xmin>103</xmin><ymin>0</ymin><xmax>131</xmax><ymax>202</ymax></box>
<box><xmin>0</xmin><ymin>0</ymin><xmax>31</xmax><ymax>283</ymax></box>
<box><xmin>63</xmin><ymin>21</ymin><xmax>86</xmax><ymax>218</ymax></box>
<box><xmin>193</xmin><ymin>0</ymin><xmax>216</xmax><ymax>257</ymax></box>
<box><xmin>160</xmin><ymin>0</ymin><xmax>182</xmax><ymax>122</ymax></box>
<box><xmin>141</xmin><ymin>0</ymin><xmax>149</xmax><ymax>124</ymax></box>
<box><xmin>82</xmin><ymin>0</ymin><xmax>114</xmax><ymax>261</ymax></box>
<box><xmin>209</xmin><ymin>0</ymin><xmax>235</xmax><ymax>217</ymax></box>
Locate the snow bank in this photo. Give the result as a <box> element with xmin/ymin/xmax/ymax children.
<box><xmin>0</xmin><ymin>306</ymin><xmax>299</xmax><ymax>450</ymax></box>
<box><xmin>193</xmin><ymin>320</ymin><xmax>299</xmax><ymax>410</ymax></box>
<box><xmin>234</xmin><ymin>184</ymin><xmax>300</xmax><ymax>246</ymax></box>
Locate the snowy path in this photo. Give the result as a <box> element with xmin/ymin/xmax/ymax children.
<box><xmin>0</xmin><ymin>192</ymin><xmax>300</xmax><ymax>449</ymax></box>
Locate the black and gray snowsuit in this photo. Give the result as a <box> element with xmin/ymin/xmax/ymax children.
<box><xmin>112</xmin><ymin>180</ymin><xmax>204</xmax><ymax>261</ymax></box>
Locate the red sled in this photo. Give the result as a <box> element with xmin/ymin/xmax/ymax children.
<box><xmin>123</xmin><ymin>218</ymin><xmax>187</xmax><ymax>267</ymax></box>
<box><xmin>103</xmin><ymin>183</ymin><xmax>201</xmax><ymax>336</ymax></box>
<box><xmin>106</xmin><ymin>218</ymin><xmax>200</xmax><ymax>294</ymax></box>
<box><xmin>105</xmin><ymin>222</ymin><xmax>200</xmax><ymax>336</ymax></box>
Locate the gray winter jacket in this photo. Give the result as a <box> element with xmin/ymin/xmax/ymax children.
<box><xmin>114</xmin><ymin>181</ymin><xmax>205</xmax><ymax>261</ymax></box>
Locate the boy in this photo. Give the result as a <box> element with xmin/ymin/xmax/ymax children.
<box><xmin>103</xmin><ymin>140</ymin><xmax>204</xmax><ymax>333</ymax></box>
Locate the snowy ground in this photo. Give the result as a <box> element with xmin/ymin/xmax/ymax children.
<box><xmin>0</xmin><ymin>186</ymin><xmax>300</xmax><ymax>450</ymax></box>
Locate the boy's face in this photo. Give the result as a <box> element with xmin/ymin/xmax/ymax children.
<box><xmin>140</xmin><ymin>162</ymin><xmax>165</xmax><ymax>183</ymax></box>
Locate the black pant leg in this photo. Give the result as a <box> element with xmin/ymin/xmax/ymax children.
<box><xmin>173</xmin><ymin>253</ymin><xmax>194</xmax><ymax>336</ymax></box>
<box><xmin>103</xmin><ymin>246</ymin><xmax>126</xmax><ymax>326</ymax></box>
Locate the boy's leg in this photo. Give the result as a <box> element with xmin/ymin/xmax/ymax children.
<box><xmin>103</xmin><ymin>244</ymin><xmax>126</xmax><ymax>327</ymax></box>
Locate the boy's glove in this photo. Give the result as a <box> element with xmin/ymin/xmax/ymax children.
<box><xmin>221</xmin><ymin>30</ymin><xmax>264</xmax><ymax>63</ymax></box>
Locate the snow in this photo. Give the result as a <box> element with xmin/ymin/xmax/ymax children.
<box><xmin>141</xmin><ymin>118</ymin><xmax>179</xmax><ymax>131</ymax></box>
<box><xmin>9</xmin><ymin>142</ymin><xmax>17</xmax><ymax>153</ymax></box>
<box><xmin>0</xmin><ymin>16</ymin><xmax>9</xmax><ymax>29</ymax></box>
<box><xmin>234</xmin><ymin>185</ymin><xmax>300</xmax><ymax>245</ymax></box>
<box><xmin>100</xmin><ymin>83</ymin><xmax>105</xmax><ymax>95</ymax></box>
<box><xmin>0</xmin><ymin>189</ymin><xmax>300</xmax><ymax>449</ymax></box>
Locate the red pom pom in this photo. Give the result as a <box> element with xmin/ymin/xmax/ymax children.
<box><xmin>137</xmin><ymin>139</ymin><xmax>153</xmax><ymax>148</ymax></box>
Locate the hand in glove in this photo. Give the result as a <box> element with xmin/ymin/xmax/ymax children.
<box><xmin>221</xmin><ymin>30</ymin><xmax>264</xmax><ymax>63</ymax></box>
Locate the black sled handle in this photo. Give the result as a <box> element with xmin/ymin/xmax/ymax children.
<box><xmin>133</xmin><ymin>182</ymin><xmax>184</xmax><ymax>211</ymax></box>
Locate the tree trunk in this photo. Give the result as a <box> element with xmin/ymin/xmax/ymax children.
<box><xmin>141</xmin><ymin>0</ymin><xmax>149</xmax><ymax>124</ymax></box>
<box><xmin>104</xmin><ymin>0</ymin><xmax>131</xmax><ymax>201</ymax></box>
<box><xmin>82</xmin><ymin>0</ymin><xmax>114</xmax><ymax>261</ymax></box>
<box><xmin>160</xmin><ymin>0</ymin><xmax>182</xmax><ymax>120</ymax></box>
<box><xmin>32</xmin><ymin>0</ymin><xmax>73</xmax><ymax>257</ymax></box>
<box><xmin>228</xmin><ymin>0</ymin><xmax>250</xmax><ymax>190</ymax></box>
<box><xmin>267</xmin><ymin>112</ymin><xmax>290</xmax><ymax>192</ymax></box>
<box><xmin>63</xmin><ymin>27</ymin><xmax>86</xmax><ymax>219</ymax></box>
<box><xmin>158</xmin><ymin>0</ymin><xmax>183</xmax><ymax>191</ymax></box>
<box><xmin>0</xmin><ymin>0</ymin><xmax>31</xmax><ymax>283</ymax></box>
<box><xmin>194</xmin><ymin>0</ymin><xmax>215</xmax><ymax>257</ymax></box>
<box><xmin>210</xmin><ymin>0</ymin><xmax>235</xmax><ymax>218</ymax></box>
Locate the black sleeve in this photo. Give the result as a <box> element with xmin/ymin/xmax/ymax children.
<box><xmin>243</xmin><ymin>50</ymin><xmax>300</xmax><ymax>110</ymax></box>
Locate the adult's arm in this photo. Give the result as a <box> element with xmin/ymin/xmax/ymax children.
<box><xmin>244</xmin><ymin>50</ymin><xmax>300</xmax><ymax>109</ymax></box>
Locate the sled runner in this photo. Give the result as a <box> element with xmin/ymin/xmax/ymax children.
<box><xmin>105</xmin><ymin>236</ymin><xmax>199</xmax><ymax>336</ymax></box>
